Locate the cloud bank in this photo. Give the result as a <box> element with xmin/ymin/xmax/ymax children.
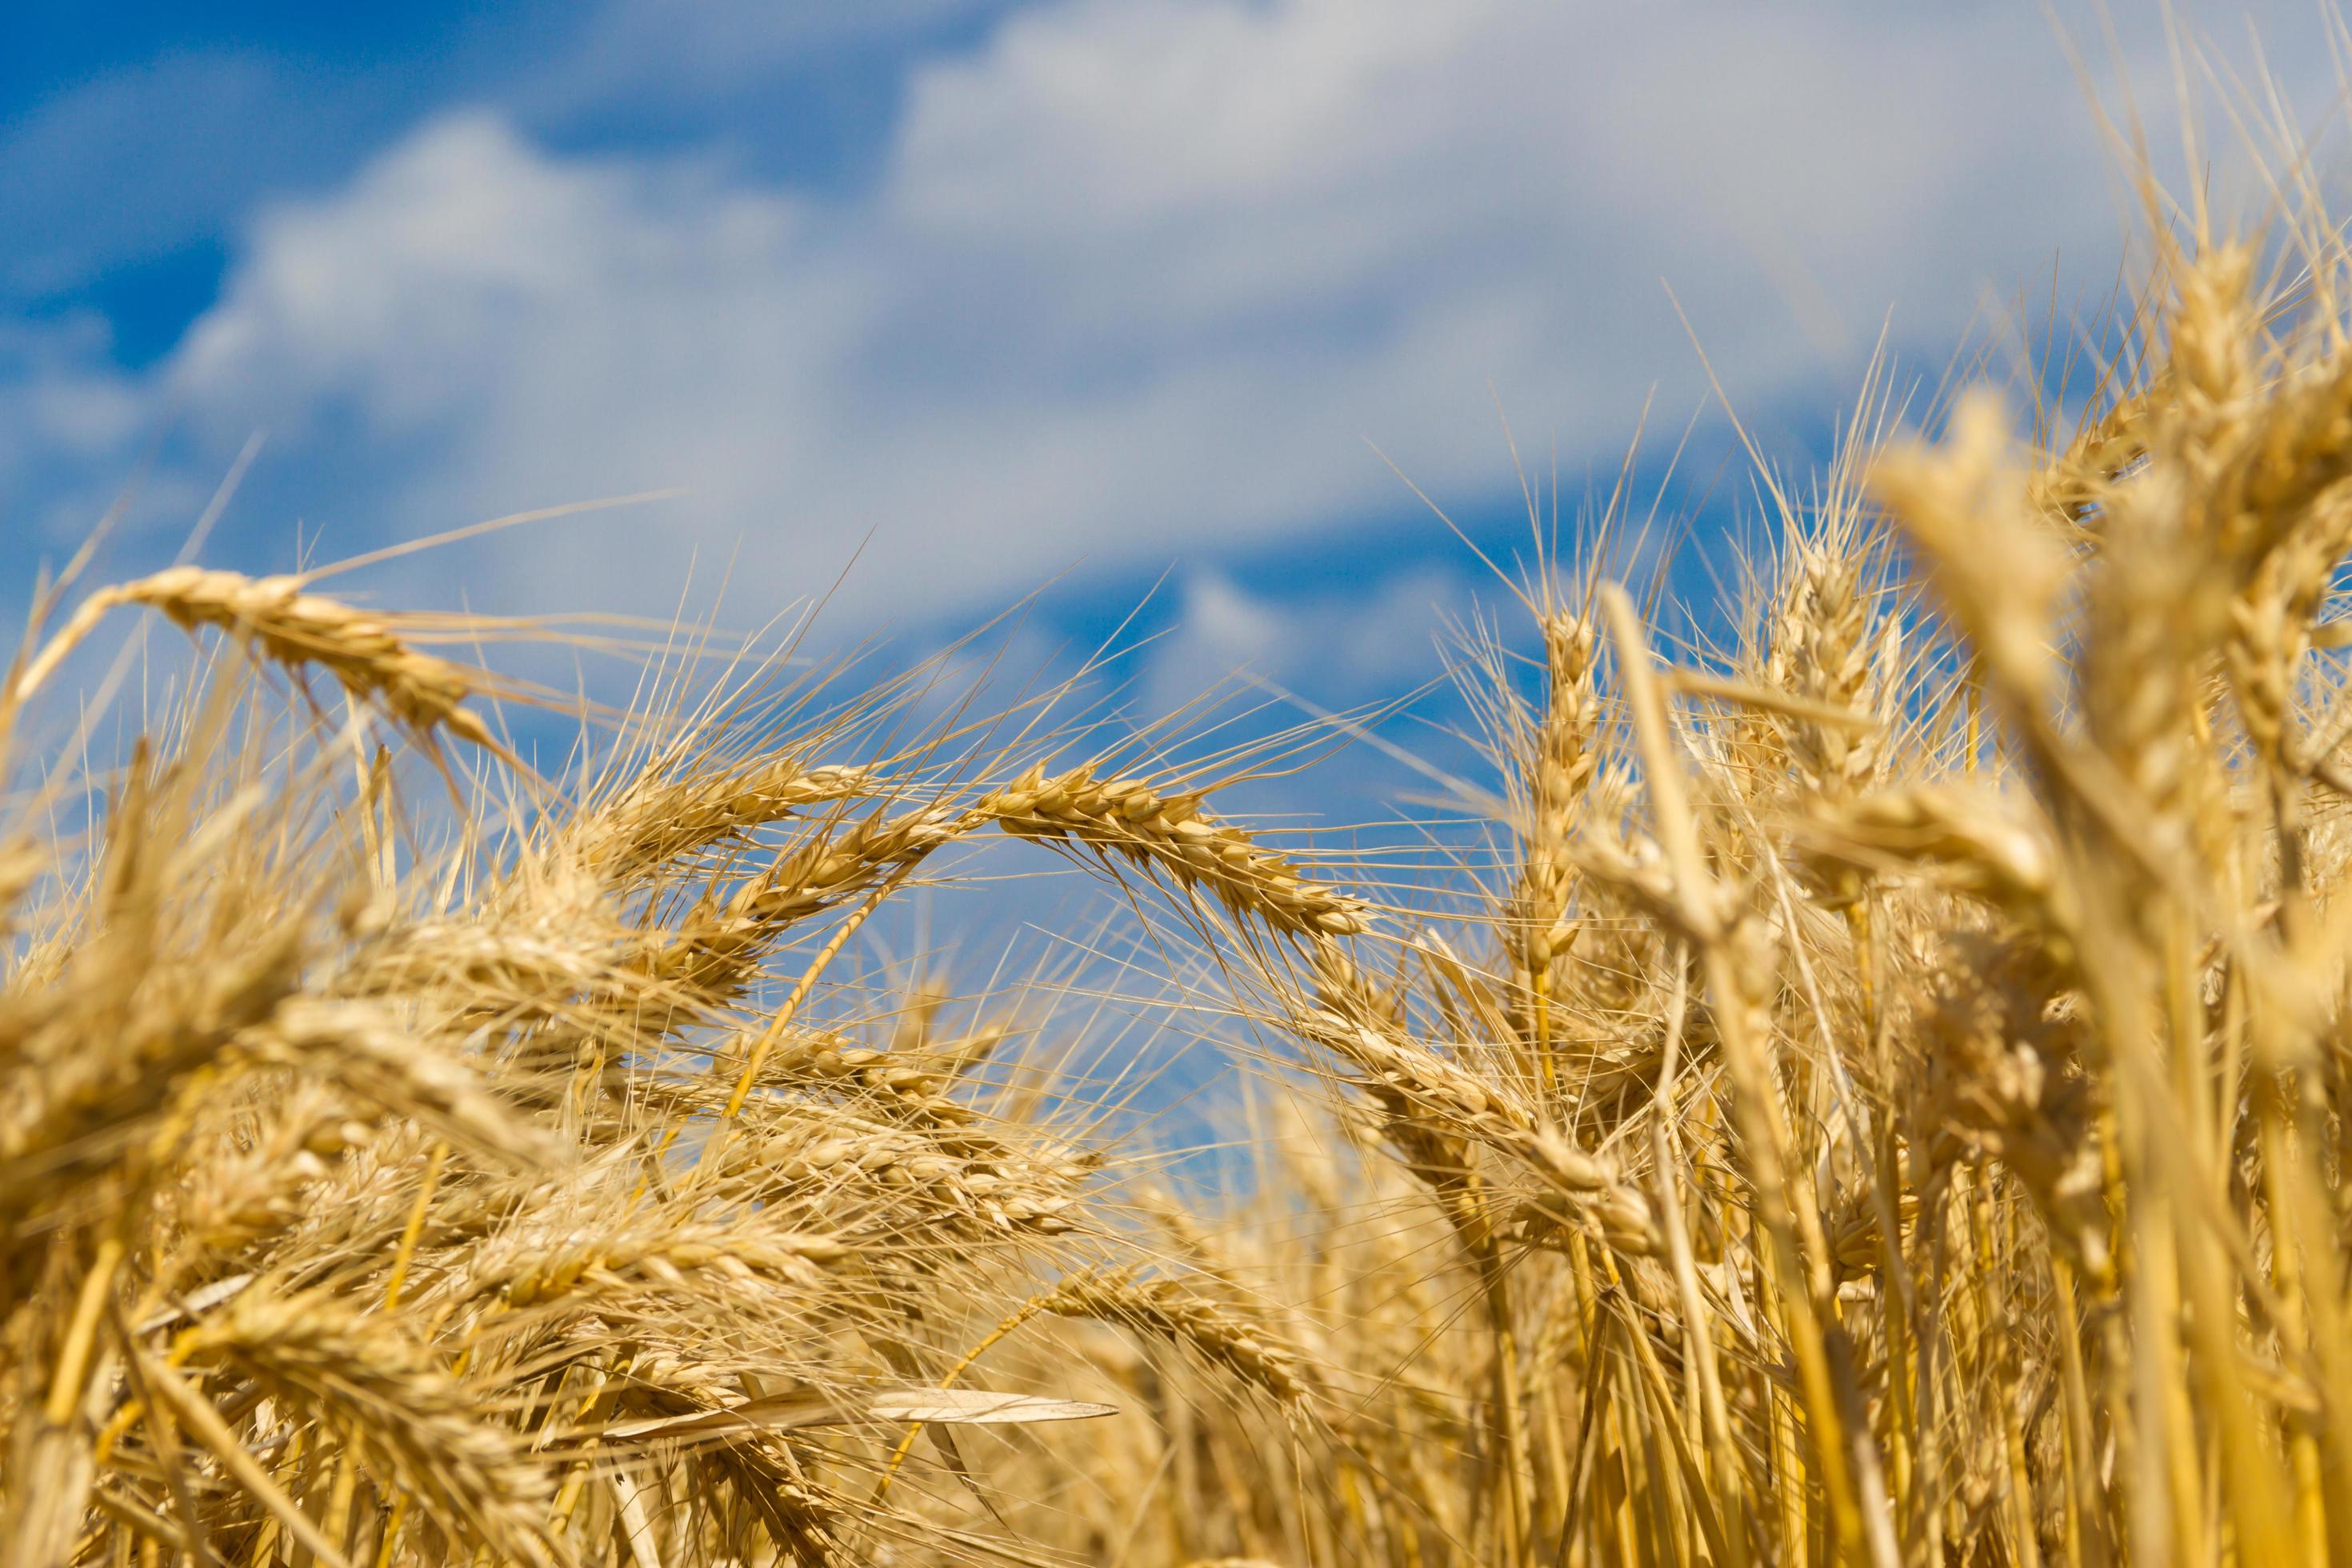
<box><xmin>6</xmin><ymin>1</ymin><xmax>2334</xmax><ymax>641</ymax></box>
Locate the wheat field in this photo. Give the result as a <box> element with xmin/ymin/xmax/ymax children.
<box><xmin>18</xmin><ymin>108</ymin><xmax>2352</xmax><ymax>1568</ymax></box>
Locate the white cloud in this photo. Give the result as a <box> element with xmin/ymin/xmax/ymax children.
<box><xmin>0</xmin><ymin>53</ymin><xmax>301</xmax><ymax>295</ymax></box>
<box><xmin>1135</xmin><ymin>566</ymin><xmax>1464</xmax><ymax>724</ymax></box>
<box><xmin>13</xmin><ymin>1</ymin><xmax>2342</xmax><ymax>632</ymax></box>
<box><xmin>538</xmin><ymin>0</ymin><xmax>1013</xmax><ymax>107</ymax></box>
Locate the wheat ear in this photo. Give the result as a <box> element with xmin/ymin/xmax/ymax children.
<box><xmin>982</xmin><ymin>766</ymin><xmax>1370</xmax><ymax>937</ymax></box>
<box><xmin>18</xmin><ymin>568</ymin><xmax>500</xmax><ymax>748</ymax></box>
<box><xmin>1043</xmin><ymin>1268</ymin><xmax>1313</xmax><ymax>1406</ymax></box>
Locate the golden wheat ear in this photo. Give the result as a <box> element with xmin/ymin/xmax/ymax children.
<box><xmin>15</xmin><ymin>566</ymin><xmax>512</xmax><ymax>756</ymax></box>
<box><xmin>1042</xmin><ymin>1267</ymin><xmax>1316</xmax><ymax>1409</ymax></box>
<box><xmin>980</xmin><ymin>764</ymin><xmax>1371</xmax><ymax>937</ymax></box>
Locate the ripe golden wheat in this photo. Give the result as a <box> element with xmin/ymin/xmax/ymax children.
<box><xmin>18</xmin><ymin>114</ymin><xmax>2352</xmax><ymax>1568</ymax></box>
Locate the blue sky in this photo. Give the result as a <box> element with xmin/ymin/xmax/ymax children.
<box><xmin>3</xmin><ymin>1</ymin><xmax>2338</xmax><ymax>802</ymax></box>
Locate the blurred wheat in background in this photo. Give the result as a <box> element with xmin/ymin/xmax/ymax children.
<box><xmin>25</xmin><ymin>58</ymin><xmax>2352</xmax><ymax>1568</ymax></box>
